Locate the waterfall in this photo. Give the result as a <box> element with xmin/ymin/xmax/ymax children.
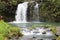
<box><xmin>34</xmin><ymin>2</ymin><xmax>39</xmax><ymax>21</ymax></box>
<box><xmin>15</xmin><ymin>2</ymin><xmax>39</xmax><ymax>22</ymax></box>
<box><xmin>15</xmin><ymin>2</ymin><xmax>28</xmax><ymax>22</ymax></box>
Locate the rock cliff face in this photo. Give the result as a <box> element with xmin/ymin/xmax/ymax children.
<box><xmin>27</xmin><ymin>1</ymin><xmax>39</xmax><ymax>21</ymax></box>
<box><xmin>27</xmin><ymin>2</ymin><xmax>36</xmax><ymax>21</ymax></box>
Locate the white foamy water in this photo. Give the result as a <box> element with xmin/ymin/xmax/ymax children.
<box><xmin>19</xmin><ymin>27</ymin><xmax>55</xmax><ymax>40</ymax></box>
<box><xmin>21</xmin><ymin>27</ymin><xmax>54</xmax><ymax>36</ymax></box>
<box><xmin>15</xmin><ymin>2</ymin><xmax>28</xmax><ymax>22</ymax></box>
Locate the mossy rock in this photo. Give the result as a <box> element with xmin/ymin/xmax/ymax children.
<box><xmin>56</xmin><ymin>36</ymin><xmax>60</xmax><ymax>40</ymax></box>
<box><xmin>50</xmin><ymin>26</ymin><xmax>56</xmax><ymax>34</ymax></box>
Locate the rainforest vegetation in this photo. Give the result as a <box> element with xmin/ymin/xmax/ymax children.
<box><xmin>0</xmin><ymin>20</ymin><xmax>23</xmax><ymax>40</ymax></box>
<box><xmin>0</xmin><ymin>0</ymin><xmax>60</xmax><ymax>22</ymax></box>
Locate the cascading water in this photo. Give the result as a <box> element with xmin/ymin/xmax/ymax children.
<box><xmin>15</xmin><ymin>2</ymin><xmax>39</xmax><ymax>22</ymax></box>
<box><xmin>34</xmin><ymin>2</ymin><xmax>39</xmax><ymax>21</ymax></box>
<box><xmin>15</xmin><ymin>2</ymin><xmax>28</xmax><ymax>22</ymax></box>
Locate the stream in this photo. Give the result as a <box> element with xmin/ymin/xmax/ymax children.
<box><xmin>9</xmin><ymin>22</ymin><xmax>56</xmax><ymax>40</ymax></box>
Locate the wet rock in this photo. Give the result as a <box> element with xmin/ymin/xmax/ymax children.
<box><xmin>42</xmin><ymin>31</ymin><xmax>46</xmax><ymax>34</ymax></box>
<box><xmin>55</xmin><ymin>34</ymin><xmax>59</xmax><ymax>37</ymax></box>
<box><xmin>38</xmin><ymin>39</ymin><xmax>43</xmax><ymax>40</ymax></box>
<box><xmin>33</xmin><ymin>36</ymin><xmax>36</xmax><ymax>38</ymax></box>
<box><xmin>46</xmin><ymin>28</ymin><xmax>52</xmax><ymax>31</ymax></box>
<box><xmin>44</xmin><ymin>26</ymin><xmax>48</xmax><ymax>29</ymax></box>
<box><xmin>40</xmin><ymin>39</ymin><xmax>43</xmax><ymax>40</ymax></box>
<box><xmin>8</xmin><ymin>36</ymin><xmax>12</xmax><ymax>39</ymax></box>
<box><xmin>52</xmin><ymin>39</ymin><xmax>56</xmax><ymax>40</ymax></box>
<box><xmin>49</xmin><ymin>29</ymin><xmax>52</xmax><ymax>31</ymax></box>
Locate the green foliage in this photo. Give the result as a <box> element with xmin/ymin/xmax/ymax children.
<box><xmin>0</xmin><ymin>0</ymin><xmax>24</xmax><ymax>22</ymax></box>
<box><xmin>0</xmin><ymin>34</ymin><xmax>5</xmax><ymax>40</ymax></box>
<box><xmin>0</xmin><ymin>20</ymin><xmax>23</xmax><ymax>39</ymax></box>
<box><xmin>0</xmin><ymin>20</ymin><xmax>10</xmax><ymax>36</ymax></box>
<box><xmin>10</xmin><ymin>0</ymin><xmax>17</xmax><ymax>5</ymax></box>
<box><xmin>0</xmin><ymin>34</ymin><xmax>8</xmax><ymax>40</ymax></box>
<box><xmin>0</xmin><ymin>1</ymin><xmax>6</xmax><ymax>10</ymax></box>
<box><xmin>39</xmin><ymin>0</ymin><xmax>60</xmax><ymax>22</ymax></box>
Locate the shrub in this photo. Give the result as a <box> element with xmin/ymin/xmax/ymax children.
<box><xmin>0</xmin><ymin>0</ymin><xmax>24</xmax><ymax>22</ymax></box>
<box><xmin>0</xmin><ymin>20</ymin><xmax>23</xmax><ymax>39</ymax></box>
<box><xmin>39</xmin><ymin>0</ymin><xmax>60</xmax><ymax>22</ymax></box>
